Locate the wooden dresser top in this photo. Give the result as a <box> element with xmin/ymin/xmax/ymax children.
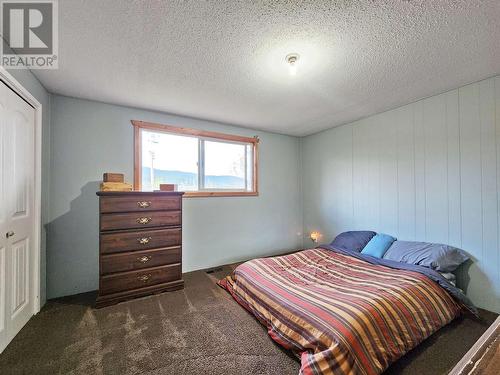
<box><xmin>96</xmin><ymin>191</ymin><xmax>184</xmax><ymax>197</ymax></box>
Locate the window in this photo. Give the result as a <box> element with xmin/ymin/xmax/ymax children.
<box><xmin>132</xmin><ymin>121</ymin><xmax>259</xmax><ymax>197</ymax></box>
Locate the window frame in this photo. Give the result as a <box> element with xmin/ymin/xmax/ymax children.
<box><xmin>132</xmin><ymin>120</ymin><xmax>259</xmax><ymax>197</ymax></box>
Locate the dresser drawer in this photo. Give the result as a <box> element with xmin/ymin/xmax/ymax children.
<box><xmin>101</xmin><ymin>247</ymin><xmax>181</xmax><ymax>274</ymax></box>
<box><xmin>100</xmin><ymin>211</ymin><xmax>181</xmax><ymax>231</ymax></box>
<box><xmin>100</xmin><ymin>195</ymin><xmax>181</xmax><ymax>213</ymax></box>
<box><xmin>100</xmin><ymin>263</ymin><xmax>181</xmax><ymax>295</ymax></box>
<box><xmin>100</xmin><ymin>228</ymin><xmax>181</xmax><ymax>254</ymax></box>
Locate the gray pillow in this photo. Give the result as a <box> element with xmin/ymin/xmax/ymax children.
<box><xmin>383</xmin><ymin>241</ymin><xmax>469</xmax><ymax>272</ymax></box>
<box><xmin>330</xmin><ymin>231</ymin><xmax>376</xmax><ymax>252</ymax></box>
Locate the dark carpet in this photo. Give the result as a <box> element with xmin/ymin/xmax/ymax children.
<box><xmin>0</xmin><ymin>264</ymin><xmax>497</xmax><ymax>375</ymax></box>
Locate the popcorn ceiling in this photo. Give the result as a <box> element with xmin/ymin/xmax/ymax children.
<box><xmin>33</xmin><ymin>0</ymin><xmax>500</xmax><ymax>136</ymax></box>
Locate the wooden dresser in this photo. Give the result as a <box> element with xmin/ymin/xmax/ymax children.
<box><xmin>95</xmin><ymin>191</ymin><xmax>184</xmax><ymax>308</ymax></box>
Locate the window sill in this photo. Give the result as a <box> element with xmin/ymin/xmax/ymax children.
<box><xmin>183</xmin><ymin>191</ymin><xmax>259</xmax><ymax>198</ymax></box>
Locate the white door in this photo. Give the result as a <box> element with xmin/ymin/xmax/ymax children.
<box><xmin>0</xmin><ymin>80</ymin><xmax>36</xmax><ymax>353</ymax></box>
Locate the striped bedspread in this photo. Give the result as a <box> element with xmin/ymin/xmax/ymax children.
<box><xmin>218</xmin><ymin>248</ymin><xmax>463</xmax><ymax>375</ymax></box>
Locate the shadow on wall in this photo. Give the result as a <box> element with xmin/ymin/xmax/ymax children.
<box><xmin>45</xmin><ymin>181</ymin><xmax>101</xmax><ymax>299</ymax></box>
<box><xmin>457</xmin><ymin>259</ymin><xmax>472</xmax><ymax>293</ymax></box>
<box><xmin>455</xmin><ymin>254</ymin><xmax>496</xmax><ymax>311</ymax></box>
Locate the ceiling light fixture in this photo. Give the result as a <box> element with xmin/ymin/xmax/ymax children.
<box><xmin>286</xmin><ymin>53</ymin><xmax>300</xmax><ymax>76</ymax></box>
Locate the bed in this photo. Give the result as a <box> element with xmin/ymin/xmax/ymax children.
<box><xmin>218</xmin><ymin>245</ymin><xmax>476</xmax><ymax>375</ymax></box>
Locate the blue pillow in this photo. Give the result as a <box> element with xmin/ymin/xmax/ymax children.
<box><xmin>330</xmin><ymin>231</ymin><xmax>376</xmax><ymax>252</ymax></box>
<box><xmin>360</xmin><ymin>233</ymin><xmax>396</xmax><ymax>258</ymax></box>
<box><xmin>383</xmin><ymin>241</ymin><xmax>469</xmax><ymax>272</ymax></box>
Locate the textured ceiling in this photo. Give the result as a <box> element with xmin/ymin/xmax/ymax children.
<box><xmin>33</xmin><ymin>1</ymin><xmax>500</xmax><ymax>136</ymax></box>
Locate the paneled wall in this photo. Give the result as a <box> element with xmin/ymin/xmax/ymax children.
<box><xmin>302</xmin><ymin>76</ymin><xmax>500</xmax><ymax>313</ymax></box>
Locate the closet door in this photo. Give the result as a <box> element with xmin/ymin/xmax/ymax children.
<box><xmin>0</xmin><ymin>80</ymin><xmax>36</xmax><ymax>353</ymax></box>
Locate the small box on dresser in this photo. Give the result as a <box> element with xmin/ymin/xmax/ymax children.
<box><xmin>95</xmin><ymin>191</ymin><xmax>184</xmax><ymax>308</ymax></box>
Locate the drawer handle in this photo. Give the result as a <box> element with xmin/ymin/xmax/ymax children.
<box><xmin>137</xmin><ymin>274</ymin><xmax>152</xmax><ymax>283</ymax></box>
<box><xmin>136</xmin><ymin>217</ymin><xmax>152</xmax><ymax>224</ymax></box>
<box><xmin>137</xmin><ymin>255</ymin><xmax>152</xmax><ymax>264</ymax></box>
<box><xmin>137</xmin><ymin>201</ymin><xmax>151</xmax><ymax>208</ymax></box>
<box><xmin>137</xmin><ymin>237</ymin><xmax>152</xmax><ymax>245</ymax></box>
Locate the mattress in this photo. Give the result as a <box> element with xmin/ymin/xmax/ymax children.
<box><xmin>219</xmin><ymin>248</ymin><xmax>465</xmax><ymax>375</ymax></box>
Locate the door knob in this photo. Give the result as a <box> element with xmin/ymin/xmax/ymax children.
<box><xmin>6</xmin><ymin>231</ymin><xmax>15</xmax><ymax>238</ymax></box>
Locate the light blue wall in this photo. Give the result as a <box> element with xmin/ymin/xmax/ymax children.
<box><xmin>7</xmin><ymin>68</ymin><xmax>51</xmax><ymax>306</ymax></box>
<box><xmin>301</xmin><ymin>76</ymin><xmax>500</xmax><ymax>313</ymax></box>
<box><xmin>47</xmin><ymin>95</ymin><xmax>303</xmax><ymax>298</ymax></box>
